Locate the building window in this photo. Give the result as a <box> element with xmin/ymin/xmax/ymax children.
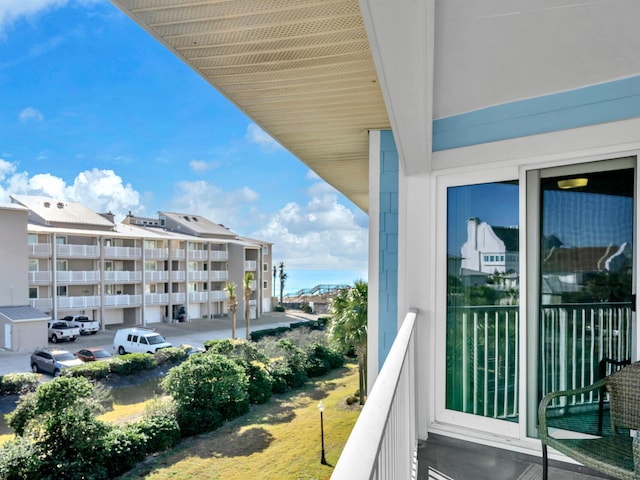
<box><xmin>56</xmin><ymin>236</ymin><xmax>67</xmax><ymax>245</ymax></box>
<box><xmin>145</xmin><ymin>261</ymin><xmax>156</xmax><ymax>271</ymax></box>
<box><xmin>29</xmin><ymin>259</ymin><xmax>38</xmax><ymax>272</ymax></box>
<box><xmin>263</xmin><ymin>263</ymin><xmax>268</xmax><ymax>271</ymax></box>
<box><xmin>29</xmin><ymin>287</ymin><xmax>37</xmax><ymax>299</ymax></box>
<box><xmin>262</xmin><ymin>245</ymin><xmax>269</xmax><ymax>255</ymax></box>
<box><xmin>56</xmin><ymin>260</ymin><xmax>67</xmax><ymax>271</ymax></box>
<box><xmin>28</xmin><ymin>233</ymin><xmax>37</xmax><ymax>244</ymax></box>
<box><xmin>56</xmin><ymin>286</ymin><xmax>67</xmax><ymax>296</ymax></box>
<box><xmin>263</xmin><ymin>281</ymin><xmax>268</xmax><ymax>290</ymax></box>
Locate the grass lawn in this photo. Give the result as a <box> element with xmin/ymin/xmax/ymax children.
<box><xmin>121</xmin><ymin>361</ymin><xmax>361</xmax><ymax>480</ymax></box>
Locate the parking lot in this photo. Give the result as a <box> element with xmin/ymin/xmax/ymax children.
<box><xmin>0</xmin><ymin>311</ymin><xmax>316</xmax><ymax>376</ymax></box>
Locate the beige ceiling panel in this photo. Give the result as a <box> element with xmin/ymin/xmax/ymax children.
<box><xmin>111</xmin><ymin>0</ymin><xmax>391</xmax><ymax>212</ymax></box>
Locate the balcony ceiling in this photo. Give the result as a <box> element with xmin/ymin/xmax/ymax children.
<box><xmin>110</xmin><ymin>0</ymin><xmax>391</xmax><ymax>213</ymax></box>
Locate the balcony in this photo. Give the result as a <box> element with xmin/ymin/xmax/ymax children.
<box><xmin>28</xmin><ymin>243</ymin><xmax>51</xmax><ymax>256</ymax></box>
<box><xmin>210</xmin><ymin>290</ymin><xmax>226</xmax><ymax>301</ymax></box>
<box><xmin>56</xmin><ymin>270</ymin><xmax>101</xmax><ymax>283</ymax></box>
<box><xmin>103</xmin><ymin>271</ymin><xmax>142</xmax><ymax>283</ymax></box>
<box><xmin>333</xmin><ymin>305</ymin><xmax>629</xmax><ymax>479</ymax></box>
<box><xmin>103</xmin><ymin>246</ymin><xmax>141</xmax><ymax>258</ymax></box>
<box><xmin>144</xmin><ymin>271</ymin><xmax>169</xmax><ymax>282</ymax></box>
<box><xmin>29</xmin><ymin>271</ymin><xmax>52</xmax><ymax>284</ymax></box>
<box><xmin>144</xmin><ymin>248</ymin><xmax>168</xmax><ymax>260</ymax></box>
<box><xmin>145</xmin><ymin>293</ymin><xmax>169</xmax><ymax>305</ymax></box>
<box><xmin>56</xmin><ymin>295</ymin><xmax>100</xmax><ymax>309</ymax></box>
<box><xmin>56</xmin><ymin>244</ymin><xmax>100</xmax><ymax>258</ymax></box>
<box><xmin>171</xmin><ymin>249</ymin><xmax>186</xmax><ymax>260</ymax></box>
<box><xmin>171</xmin><ymin>292</ymin><xmax>186</xmax><ymax>303</ymax></box>
<box><xmin>188</xmin><ymin>292</ymin><xmax>209</xmax><ymax>302</ymax></box>
<box><xmin>29</xmin><ymin>298</ymin><xmax>52</xmax><ymax>310</ymax></box>
<box><xmin>104</xmin><ymin>294</ymin><xmax>141</xmax><ymax>307</ymax></box>
<box><xmin>210</xmin><ymin>270</ymin><xmax>228</xmax><ymax>281</ymax></box>
<box><xmin>210</xmin><ymin>250</ymin><xmax>228</xmax><ymax>261</ymax></box>
<box><xmin>244</xmin><ymin>260</ymin><xmax>257</xmax><ymax>271</ymax></box>
<box><xmin>187</xmin><ymin>250</ymin><xmax>209</xmax><ymax>260</ymax></box>
<box><xmin>188</xmin><ymin>271</ymin><xmax>209</xmax><ymax>282</ymax></box>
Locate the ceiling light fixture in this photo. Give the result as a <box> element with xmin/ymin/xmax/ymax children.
<box><xmin>557</xmin><ymin>178</ymin><xmax>588</xmax><ymax>189</ymax></box>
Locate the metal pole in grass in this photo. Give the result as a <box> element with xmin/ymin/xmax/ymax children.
<box><xmin>318</xmin><ymin>401</ymin><xmax>328</xmax><ymax>465</ymax></box>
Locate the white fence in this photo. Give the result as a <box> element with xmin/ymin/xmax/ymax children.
<box><xmin>332</xmin><ymin>310</ymin><xmax>418</xmax><ymax>480</ymax></box>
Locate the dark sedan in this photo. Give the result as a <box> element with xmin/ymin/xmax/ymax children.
<box><xmin>74</xmin><ymin>347</ymin><xmax>113</xmax><ymax>362</ymax></box>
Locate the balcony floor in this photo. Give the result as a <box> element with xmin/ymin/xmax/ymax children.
<box><xmin>418</xmin><ymin>434</ymin><xmax>615</xmax><ymax>480</ymax></box>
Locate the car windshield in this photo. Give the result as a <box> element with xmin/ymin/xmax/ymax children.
<box><xmin>147</xmin><ymin>334</ymin><xmax>166</xmax><ymax>345</ymax></box>
<box><xmin>56</xmin><ymin>352</ymin><xmax>76</xmax><ymax>361</ymax></box>
<box><xmin>93</xmin><ymin>350</ymin><xmax>111</xmax><ymax>358</ymax></box>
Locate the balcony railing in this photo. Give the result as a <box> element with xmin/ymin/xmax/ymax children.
<box><xmin>57</xmin><ymin>244</ymin><xmax>100</xmax><ymax>257</ymax></box>
<box><xmin>28</xmin><ymin>243</ymin><xmax>51</xmax><ymax>256</ymax></box>
<box><xmin>188</xmin><ymin>271</ymin><xmax>209</xmax><ymax>281</ymax></box>
<box><xmin>187</xmin><ymin>250</ymin><xmax>209</xmax><ymax>260</ymax></box>
<box><xmin>56</xmin><ymin>295</ymin><xmax>100</xmax><ymax>309</ymax></box>
<box><xmin>29</xmin><ymin>271</ymin><xmax>52</xmax><ymax>283</ymax></box>
<box><xmin>56</xmin><ymin>270</ymin><xmax>101</xmax><ymax>283</ymax></box>
<box><xmin>332</xmin><ymin>310</ymin><xmax>418</xmax><ymax>480</ymax></box>
<box><xmin>244</xmin><ymin>260</ymin><xmax>257</xmax><ymax>271</ymax></box>
<box><xmin>104</xmin><ymin>294</ymin><xmax>141</xmax><ymax>307</ymax></box>
<box><xmin>210</xmin><ymin>250</ymin><xmax>228</xmax><ymax>261</ymax></box>
<box><xmin>210</xmin><ymin>270</ymin><xmax>228</xmax><ymax>281</ymax></box>
<box><xmin>103</xmin><ymin>271</ymin><xmax>142</xmax><ymax>283</ymax></box>
<box><xmin>447</xmin><ymin>302</ymin><xmax>632</xmax><ymax>419</ymax></box>
<box><xmin>144</xmin><ymin>271</ymin><xmax>169</xmax><ymax>282</ymax></box>
<box><xmin>103</xmin><ymin>246</ymin><xmax>141</xmax><ymax>258</ymax></box>
<box><xmin>144</xmin><ymin>248</ymin><xmax>168</xmax><ymax>259</ymax></box>
<box><xmin>145</xmin><ymin>293</ymin><xmax>169</xmax><ymax>305</ymax></box>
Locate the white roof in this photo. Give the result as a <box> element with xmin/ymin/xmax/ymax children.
<box><xmin>11</xmin><ymin>195</ymin><xmax>115</xmax><ymax>229</ymax></box>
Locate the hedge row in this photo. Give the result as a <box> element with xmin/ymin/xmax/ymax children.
<box><xmin>248</xmin><ymin>317</ymin><xmax>330</xmax><ymax>342</ymax></box>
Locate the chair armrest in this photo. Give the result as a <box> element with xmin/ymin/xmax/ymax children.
<box><xmin>538</xmin><ymin>378</ymin><xmax>607</xmax><ymax>438</ymax></box>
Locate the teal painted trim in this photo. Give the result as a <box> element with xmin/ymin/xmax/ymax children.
<box><xmin>433</xmin><ymin>75</ymin><xmax>640</xmax><ymax>151</ymax></box>
<box><xmin>378</xmin><ymin>130</ymin><xmax>398</xmax><ymax>370</ymax></box>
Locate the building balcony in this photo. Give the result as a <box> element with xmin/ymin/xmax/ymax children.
<box><xmin>28</xmin><ymin>243</ymin><xmax>51</xmax><ymax>257</ymax></box>
<box><xmin>144</xmin><ymin>248</ymin><xmax>168</xmax><ymax>260</ymax></box>
<box><xmin>187</xmin><ymin>250</ymin><xmax>209</xmax><ymax>261</ymax></box>
<box><xmin>104</xmin><ymin>294</ymin><xmax>141</xmax><ymax>307</ymax></box>
<box><xmin>210</xmin><ymin>250</ymin><xmax>228</xmax><ymax>261</ymax></box>
<box><xmin>103</xmin><ymin>246</ymin><xmax>141</xmax><ymax>259</ymax></box>
<box><xmin>56</xmin><ymin>295</ymin><xmax>100</xmax><ymax>309</ymax></box>
<box><xmin>172</xmin><ymin>271</ymin><xmax>186</xmax><ymax>282</ymax></box>
<box><xmin>29</xmin><ymin>271</ymin><xmax>52</xmax><ymax>284</ymax></box>
<box><xmin>145</xmin><ymin>293</ymin><xmax>169</xmax><ymax>305</ymax></box>
<box><xmin>29</xmin><ymin>298</ymin><xmax>52</xmax><ymax>310</ymax></box>
<box><xmin>244</xmin><ymin>260</ymin><xmax>257</xmax><ymax>271</ymax></box>
<box><xmin>144</xmin><ymin>271</ymin><xmax>169</xmax><ymax>282</ymax></box>
<box><xmin>171</xmin><ymin>249</ymin><xmax>185</xmax><ymax>260</ymax></box>
<box><xmin>171</xmin><ymin>292</ymin><xmax>186</xmax><ymax>304</ymax></box>
<box><xmin>56</xmin><ymin>270</ymin><xmax>101</xmax><ymax>283</ymax></box>
<box><xmin>210</xmin><ymin>270</ymin><xmax>228</xmax><ymax>281</ymax></box>
<box><xmin>103</xmin><ymin>271</ymin><xmax>142</xmax><ymax>283</ymax></box>
<box><xmin>188</xmin><ymin>271</ymin><xmax>209</xmax><ymax>282</ymax></box>
<box><xmin>188</xmin><ymin>291</ymin><xmax>209</xmax><ymax>302</ymax></box>
<box><xmin>210</xmin><ymin>290</ymin><xmax>226</xmax><ymax>301</ymax></box>
<box><xmin>333</xmin><ymin>304</ymin><xmax>630</xmax><ymax>479</ymax></box>
<box><xmin>56</xmin><ymin>244</ymin><xmax>100</xmax><ymax>258</ymax></box>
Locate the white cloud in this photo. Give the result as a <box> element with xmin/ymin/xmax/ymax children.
<box><xmin>0</xmin><ymin>1</ymin><xmax>68</xmax><ymax>36</ymax></box>
<box><xmin>254</xmin><ymin>184</ymin><xmax>368</xmax><ymax>271</ymax></box>
<box><xmin>169</xmin><ymin>180</ymin><xmax>259</xmax><ymax>229</ymax></box>
<box><xmin>0</xmin><ymin>160</ymin><xmax>143</xmax><ymax>220</ymax></box>
<box><xmin>245</xmin><ymin>123</ymin><xmax>283</xmax><ymax>152</ymax></box>
<box><xmin>18</xmin><ymin>107</ymin><xmax>43</xmax><ymax>123</ymax></box>
<box><xmin>189</xmin><ymin>159</ymin><xmax>221</xmax><ymax>173</ymax></box>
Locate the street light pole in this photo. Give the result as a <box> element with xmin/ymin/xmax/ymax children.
<box><xmin>318</xmin><ymin>401</ymin><xmax>328</xmax><ymax>465</ymax></box>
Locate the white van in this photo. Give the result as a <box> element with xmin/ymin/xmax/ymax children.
<box><xmin>113</xmin><ymin>327</ymin><xmax>172</xmax><ymax>355</ymax></box>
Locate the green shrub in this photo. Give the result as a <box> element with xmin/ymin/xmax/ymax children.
<box><xmin>154</xmin><ymin>346</ymin><xmax>187</xmax><ymax>365</ymax></box>
<box><xmin>277</xmin><ymin>339</ymin><xmax>308</xmax><ymax>388</ymax></box>
<box><xmin>102</xmin><ymin>423</ymin><xmax>148</xmax><ymax>478</ymax></box>
<box><xmin>274</xmin><ymin>305</ymin><xmax>286</xmax><ymax>312</ymax></box>
<box><xmin>267</xmin><ymin>360</ymin><xmax>292</xmax><ymax>394</ymax></box>
<box><xmin>250</xmin><ymin>326</ymin><xmax>290</xmax><ymax>342</ymax></box>
<box><xmin>161</xmin><ymin>353</ymin><xmax>249</xmax><ymax>436</ymax></box>
<box><xmin>62</xmin><ymin>361</ymin><xmax>111</xmax><ymax>380</ymax></box>
<box><xmin>0</xmin><ymin>373</ymin><xmax>38</xmax><ymax>395</ymax></box>
<box><xmin>204</xmin><ymin>338</ymin><xmax>236</xmax><ymax>354</ymax></box>
<box><xmin>305</xmin><ymin>343</ymin><xmax>344</xmax><ymax>377</ymax></box>
<box><xmin>0</xmin><ymin>435</ymin><xmax>41</xmax><ymax>479</ymax></box>
<box><xmin>110</xmin><ymin>353</ymin><xmax>157</xmax><ymax>376</ymax></box>
<box><xmin>241</xmin><ymin>361</ymin><xmax>273</xmax><ymax>404</ymax></box>
<box><xmin>135</xmin><ymin>399</ymin><xmax>181</xmax><ymax>453</ymax></box>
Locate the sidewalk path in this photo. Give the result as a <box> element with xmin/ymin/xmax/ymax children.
<box><xmin>0</xmin><ymin>311</ymin><xmax>323</xmax><ymax>377</ymax></box>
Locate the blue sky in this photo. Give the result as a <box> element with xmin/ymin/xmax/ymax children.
<box><xmin>0</xmin><ymin>0</ymin><xmax>368</xmax><ymax>294</ymax></box>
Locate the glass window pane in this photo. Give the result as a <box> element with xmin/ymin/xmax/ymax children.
<box><xmin>446</xmin><ymin>181</ymin><xmax>519</xmax><ymax>421</ymax></box>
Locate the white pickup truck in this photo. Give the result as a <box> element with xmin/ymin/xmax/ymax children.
<box><xmin>47</xmin><ymin>321</ymin><xmax>80</xmax><ymax>343</ymax></box>
<box><xmin>62</xmin><ymin>315</ymin><xmax>100</xmax><ymax>335</ymax></box>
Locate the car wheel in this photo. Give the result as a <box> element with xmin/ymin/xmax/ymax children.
<box><xmin>118</xmin><ymin>346</ymin><xmax>126</xmax><ymax>355</ymax></box>
<box><xmin>53</xmin><ymin>369</ymin><xmax>60</xmax><ymax>377</ymax></box>
<box><xmin>31</xmin><ymin>363</ymin><xmax>39</xmax><ymax>373</ymax></box>
<box><xmin>50</xmin><ymin>334</ymin><xmax>58</xmax><ymax>343</ymax></box>
<box><xmin>91</xmin><ymin>331</ymin><xmax>97</xmax><ymax>335</ymax></box>
<box><xmin>70</xmin><ymin>337</ymin><xmax>76</xmax><ymax>342</ymax></box>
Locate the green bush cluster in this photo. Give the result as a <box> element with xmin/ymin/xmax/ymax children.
<box><xmin>0</xmin><ymin>377</ymin><xmax>181</xmax><ymax>480</ymax></box>
<box><xmin>0</xmin><ymin>327</ymin><xmax>344</xmax><ymax>479</ymax></box>
<box><xmin>0</xmin><ymin>373</ymin><xmax>38</xmax><ymax>395</ymax></box>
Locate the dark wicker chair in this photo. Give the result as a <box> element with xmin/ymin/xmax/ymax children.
<box><xmin>539</xmin><ymin>361</ymin><xmax>640</xmax><ymax>480</ymax></box>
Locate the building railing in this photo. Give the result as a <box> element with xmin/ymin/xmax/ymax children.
<box><xmin>103</xmin><ymin>271</ymin><xmax>142</xmax><ymax>283</ymax></box>
<box><xmin>144</xmin><ymin>248</ymin><xmax>168</xmax><ymax>259</ymax></box>
<box><xmin>29</xmin><ymin>271</ymin><xmax>52</xmax><ymax>283</ymax></box>
<box><xmin>103</xmin><ymin>246</ymin><xmax>141</xmax><ymax>258</ymax></box>
<box><xmin>144</xmin><ymin>271</ymin><xmax>169</xmax><ymax>282</ymax></box>
<box><xmin>448</xmin><ymin>302</ymin><xmax>632</xmax><ymax>419</ymax></box>
<box><xmin>56</xmin><ymin>270</ymin><xmax>101</xmax><ymax>283</ymax></box>
<box><xmin>57</xmin><ymin>244</ymin><xmax>100</xmax><ymax>257</ymax></box>
<box><xmin>103</xmin><ymin>294</ymin><xmax>142</xmax><ymax>307</ymax></box>
<box><xmin>332</xmin><ymin>310</ymin><xmax>418</xmax><ymax>480</ymax></box>
<box><xmin>244</xmin><ymin>260</ymin><xmax>257</xmax><ymax>271</ymax></box>
<box><xmin>210</xmin><ymin>250</ymin><xmax>228</xmax><ymax>261</ymax></box>
<box><xmin>28</xmin><ymin>243</ymin><xmax>51</xmax><ymax>256</ymax></box>
<box><xmin>57</xmin><ymin>295</ymin><xmax>100</xmax><ymax>309</ymax></box>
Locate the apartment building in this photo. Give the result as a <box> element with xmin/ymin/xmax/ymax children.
<box><xmin>9</xmin><ymin>195</ymin><xmax>272</xmax><ymax>336</ymax></box>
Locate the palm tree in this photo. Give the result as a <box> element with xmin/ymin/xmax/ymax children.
<box><xmin>243</xmin><ymin>272</ymin><xmax>255</xmax><ymax>341</ymax></box>
<box><xmin>224</xmin><ymin>281</ymin><xmax>238</xmax><ymax>340</ymax></box>
<box><xmin>273</xmin><ymin>265</ymin><xmax>276</xmax><ymax>298</ymax></box>
<box><xmin>278</xmin><ymin>262</ymin><xmax>287</xmax><ymax>305</ymax></box>
<box><xmin>329</xmin><ymin>280</ymin><xmax>368</xmax><ymax>405</ymax></box>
